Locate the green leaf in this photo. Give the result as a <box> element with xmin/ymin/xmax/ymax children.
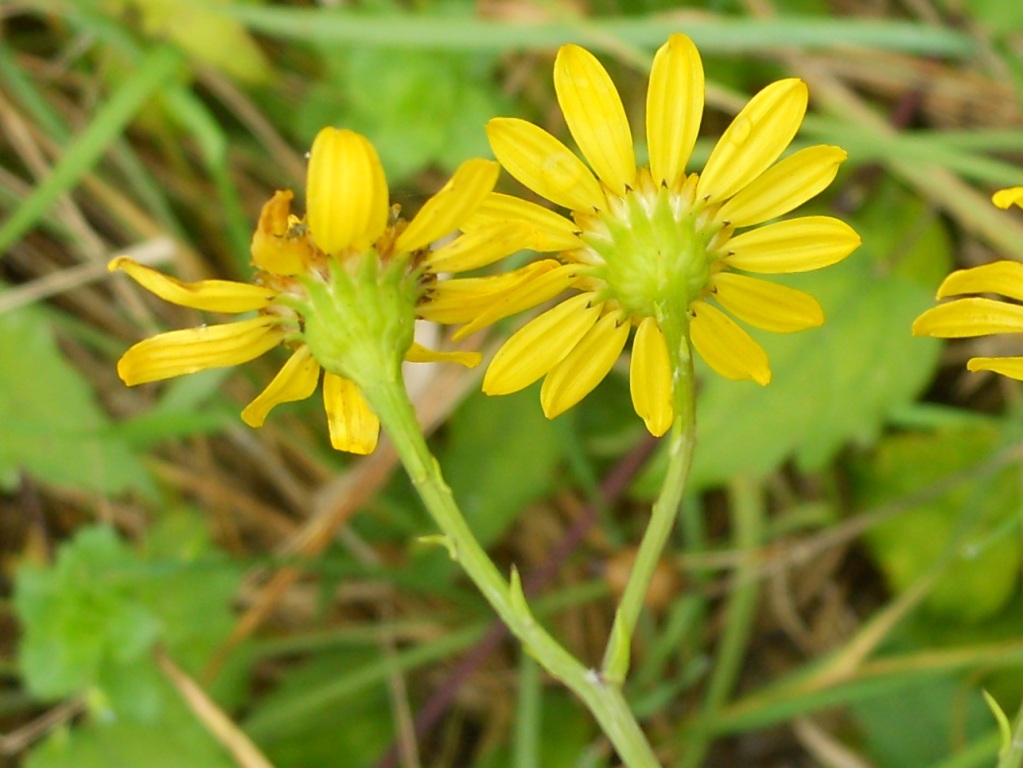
<box><xmin>0</xmin><ymin>302</ymin><xmax>153</xmax><ymax>496</ymax></box>
<box><xmin>15</xmin><ymin>526</ymin><xmax>161</xmax><ymax>702</ymax></box>
<box><xmin>441</xmin><ymin>387</ymin><xmax>565</xmax><ymax>547</ymax></box>
<box><xmin>848</xmin><ymin>674</ymin><xmax>994</xmax><ymax>768</ymax></box>
<box><xmin>25</xmin><ymin>683</ymin><xmax>236</xmax><ymax>768</ymax></box>
<box><xmin>14</xmin><ymin>516</ymin><xmax>246</xmax><ymax>715</ymax></box>
<box><xmin>850</xmin><ymin>426</ymin><xmax>1022</xmax><ymax>623</ymax></box>
<box><xmin>299</xmin><ymin>41</ymin><xmax>508</xmax><ymax>183</ymax></box>
<box><xmin>245</xmin><ymin>649</ymin><xmax>395</xmax><ymax>765</ymax></box>
<box><xmin>115</xmin><ymin>0</ymin><xmax>272</xmax><ymax>83</ymax></box>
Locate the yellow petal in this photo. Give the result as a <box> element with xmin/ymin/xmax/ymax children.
<box><xmin>554</xmin><ymin>44</ymin><xmax>635</xmax><ymax>196</ymax></box>
<box><xmin>483</xmin><ymin>293</ymin><xmax>602</xmax><ymax>395</ymax></box>
<box><xmin>698</xmin><ymin>78</ymin><xmax>808</xmax><ymax>203</ymax></box>
<box><xmin>117</xmin><ymin>317</ymin><xmax>283</xmax><ymax>385</ymax></box>
<box><xmin>690</xmin><ymin>301</ymin><xmax>771</xmax><ymax>385</ymax></box>
<box><xmin>395</xmin><ymin>159</ymin><xmax>499</xmax><ymax>254</ymax></box>
<box><xmin>630</xmin><ymin>317</ymin><xmax>673</xmax><ymax>436</ymax></box>
<box><xmin>647</xmin><ymin>33</ymin><xmax>704</xmax><ymax>186</ymax></box>
<box><xmin>451</xmin><ymin>262</ymin><xmax>577</xmax><ymax>340</ymax></box>
<box><xmin>992</xmin><ymin>187</ymin><xmax>1023</xmax><ymax>210</ymax></box>
<box><xmin>712</xmin><ymin>272</ymin><xmax>824</xmax><ymax>332</ymax></box>
<box><xmin>249</xmin><ymin>190</ymin><xmax>316</xmax><ymax>275</ymax></box>
<box><xmin>417</xmin><ymin>260</ymin><xmax>564</xmax><ymax>325</ymax></box>
<box><xmin>463</xmin><ymin>193</ymin><xmax>583</xmax><ymax>252</ymax></box>
<box><xmin>487</xmin><ymin>117</ymin><xmax>605</xmax><ymax>212</ymax></box>
<box><xmin>425</xmin><ymin>221</ymin><xmax>531</xmax><ymax>274</ymax></box>
<box><xmin>912</xmin><ymin>297</ymin><xmax>1023</xmax><ymax>338</ymax></box>
<box><xmin>936</xmin><ymin>261</ymin><xmax>1023</xmax><ymax>301</ymax></box>
<box><xmin>306</xmin><ymin>127</ymin><xmax>389</xmax><ymax>254</ymax></box>
<box><xmin>404</xmin><ymin>341</ymin><xmax>482</xmax><ymax>368</ymax></box>
<box><xmin>716</xmin><ymin>145</ymin><xmax>847</xmax><ymax>228</ymax></box>
<box><xmin>109</xmin><ymin>256</ymin><xmax>276</xmax><ymax>312</ymax></box>
<box><xmin>726</xmin><ymin>216</ymin><xmax>860</xmax><ymax>274</ymax></box>
<box><xmin>967</xmin><ymin>356</ymin><xmax>1023</xmax><ymax>379</ymax></box>
<box><xmin>541</xmin><ymin>310</ymin><xmax>629</xmax><ymax>418</ymax></box>
<box><xmin>323</xmin><ymin>372</ymin><xmax>379</xmax><ymax>454</ymax></box>
<box><xmin>241</xmin><ymin>346</ymin><xmax>321</xmax><ymax>427</ymax></box>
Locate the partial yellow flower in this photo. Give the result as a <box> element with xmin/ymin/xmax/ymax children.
<box><xmin>913</xmin><ymin>188</ymin><xmax>1023</xmax><ymax>380</ymax></box>
<box><xmin>112</xmin><ymin>127</ymin><xmax>530</xmax><ymax>453</ymax></box>
<box><xmin>470</xmin><ymin>34</ymin><xmax>860</xmax><ymax>435</ymax></box>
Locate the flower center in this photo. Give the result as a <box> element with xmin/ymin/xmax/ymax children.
<box><xmin>576</xmin><ymin>170</ymin><xmax>730</xmax><ymax>324</ymax></box>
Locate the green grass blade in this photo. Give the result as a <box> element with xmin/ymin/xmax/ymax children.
<box><xmin>0</xmin><ymin>43</ymin><xmax>184</xmax><ymax>256</ymax></box>
<box><xmin>215</xmin><ymin>7</ymin><xmax>975</xmax><ymax>57</ymax></box>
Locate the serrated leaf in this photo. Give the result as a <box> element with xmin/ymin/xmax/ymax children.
<box><xmin>850</xmin><ymin>426</ymin><xmax>1022</xmax><ymax>622</ymax></box>
<box><xmin>14</xmin><ymin>517</ymin><xmax>246</xmax><ymax>715</ymax></box>
<box><xmin>0</xmin><ymin>302</ymin><xmax>153</xmax><ymax>496</ymax></box>
<box><xmin>15</xmin><ymin>526</ymin><xmax>161</xmax><ymax>701</ymax></box>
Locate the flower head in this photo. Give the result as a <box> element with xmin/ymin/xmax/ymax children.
<box><xmin>912</xmin><ymin>187</ymin><xmax>1023</xmax><ymax>380</ymax></box>
<box><xmin>467</xmin><ymin>34</ymin><xmax>860</xmax><ymax>435</ymax></box>
<box><xmin>112</xmin><ymin>127</ymin><xmax>529</xmax><ymax>454</ymax></box>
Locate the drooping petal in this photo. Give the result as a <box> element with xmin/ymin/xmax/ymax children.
<box><xmin>418</xmin><ymin>260</ymin><xmax>565</xmax><ymax>326</ymax></box>
<box><xmin>698</xmin><ymin>78</ymin><xmax>808</xmax><ymax>203</ymax></box>
<box><xmin>323</xmin><ymin>372</ymin><xmax>379</xmax><ymax>454</ymax></box>
<box><xmin>554</xmin><ymin>44</ymin><xmax>635</xmax><ymax>195</ymax></box>
<box><xmin>690</xmin><ymin>301</ymin><xmax>771</xmax><ymax>385</ymax></box>
<box><xmin>630</xmin><ymin>317</ymin><xmax>673</xmax><ymax>437</ymax></box>
<box><xmin>306</xmin><ymin>127</ymin><xmax>389</xmax><ymax>254</ymax></box>
<box><xmin>395</xmin><ymin>159</ymin><xmax>500</xmax><ymax>254</ymax></box>
<box><xmin>967</xmin><ymin>356</ymin><xmax>1023</xmax><ymax>379</ymax></box>
<box><xmin>109</xmin><ymin>257</ymin><xmax>276</xmax><ymax>313</ymax></box>
<box><xmin>992</xmin><ymin>187</ymin><xmax>1023</xmax><ymax>210</ymax></box>
<box><xmin>487</xmin><ymin>117</ymin><xmax>605</xmax><ymax>212</ymax></box>
<box><xmin>483</xmin><ymin>293</ymin><xmax>602</xmax><ymax>395</ymax></box>
<box><xmin>912</xmin><ymin>297</ymin><xmax>1023</xmax><ymax>338</ymax></box>
<box><xmin>424</xmin><ymin>221</ymin><xmax>531</xmax><ymax>274</ymax></box>
<box><xmin>936</xmin><ymin>261</ymin><xmax>1023</xmax><ymax>301</ymax></box>
<box><xmin>540</xmin><ymin>311</ymin><xmax>630</xmax><ymax>418</ymax></box>
<box><xmin>452</xmin><ymin>262</ymin><xmax>577</xmax><ymax>340</ymax></box>
<box><xmin>725</xmin><ymin>216</ymin><xmax>860</xmax><ymax>273</ymax></box>
<box><xmin>250</xmin><ymin>190</ymin><xmax>316</xmax><ymax>275</ymax></box>
<box><xmin>716</xmin><ymin>145</ymin><xmax>847</xmax><ymax>228</ymax></box>
<box><xmin>463</xmin><ymin>192</ymin><xmax>583</xmax><ymax>251</ymax></box>
<box><xmin>403</xmin><ymin>342</ymin><xmax>481</xmax><ymax>368</ymax></box>
<box><xmin>241</xmin><ymin>346</ymin><xmax>321</xmax><ymax>427</ymax></box>
<box><xmin>712</xmin><ymin>272</ymin><xmax>824</xmax><ymax>332</ymax></box>
<box><xmin>117</xmin><ymin>317</ymin><xmax>284</xmax><ymax>385</ymax></box>
<box><xmin>647</xmin><ymin>33</ymin><xmax>704</xmax><ymax>187</ymax></box>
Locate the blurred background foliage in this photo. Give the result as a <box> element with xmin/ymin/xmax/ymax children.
<box><xmin>1</xmin><ymin>0</ymin><xmax>1023</xmax><ymax>766</ymax></box>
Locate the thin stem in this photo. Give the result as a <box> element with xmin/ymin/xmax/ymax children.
<box><xmin>365</xmin><ymin>372</ymin><xmax>662</xmax><ymax>768</ymax></box>
<box><xmin>602</xmin><ymin>331</ymin><xmax>697</xmax><ymax>684</ymax></box>
<box><xmin>677</xmin><ymin>475</ymin><xmax>764</xmax><ymax>768</ymax></box>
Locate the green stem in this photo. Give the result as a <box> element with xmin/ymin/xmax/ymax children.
<box><xmin>602</xmin><ymin>329</ymin><xmax>697</xmax><ymax>685</ymax></box>
<box><xmin>678</xmin><ymin>475</ymin><xmax>764</xmax><ymax>768</ymax></box>
<box><xmin>365</xmin><ymin>371</ymin><xmax>662</xmax><ymax>768</ymax></box>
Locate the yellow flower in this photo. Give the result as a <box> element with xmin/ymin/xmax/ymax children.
<box><xmin>912</xmin><ymin>187</ymin><xmax>1023</xmax><ymax>380</ymax></box>
<box><xmin>112</xmin><ymin>127</ymin><xmax>529</xmax><ymax>454</ymax></box>
<box><xmin>467</xmin><ymin>34</ymin><xmax>860</xmax><ymax>436</ymax></box>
